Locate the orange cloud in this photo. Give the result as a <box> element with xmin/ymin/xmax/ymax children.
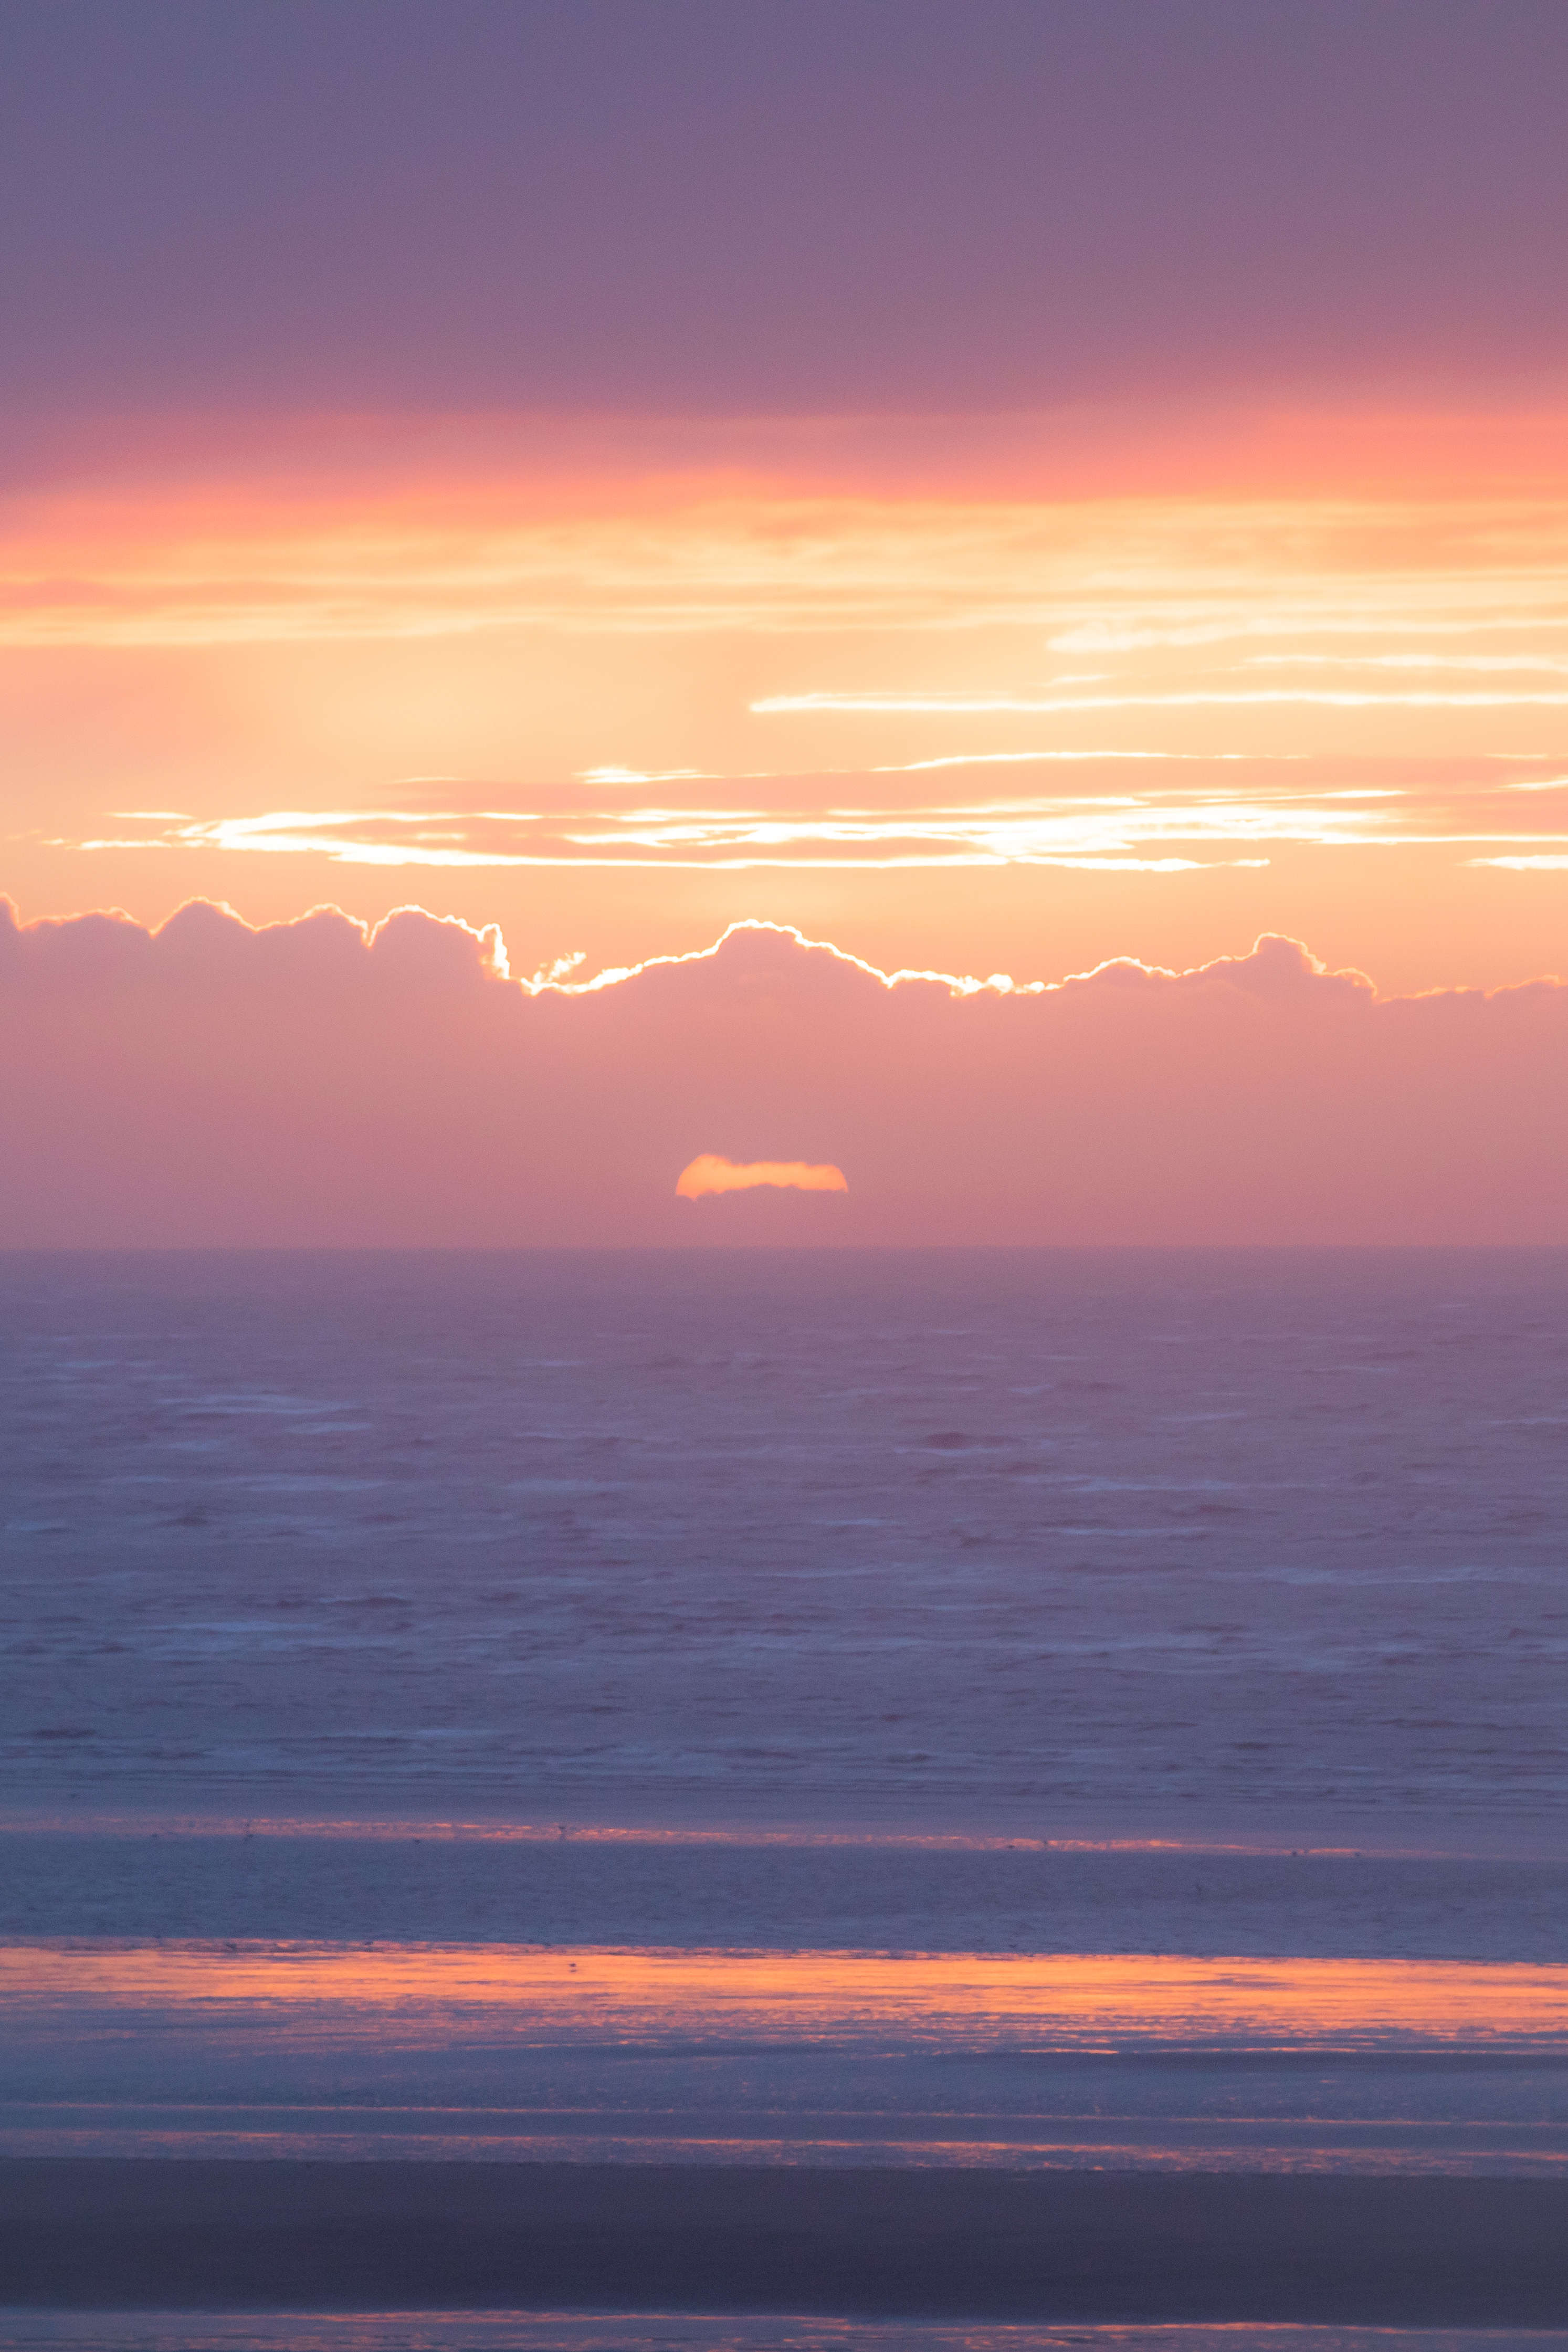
<box><xmin>7</xmin><ymin>404</ymin><xmax>1568</xmax><ymax>1002</ymax></box>
<box><xmin>677</xmin><ymin>1154</ymin><xmax>847</xmax><ymax>1200</ymax></box>
<box><xmin>6</xmin><ymin>408</ymin><xmax>1568</xmax><ymax>655</ymax></box>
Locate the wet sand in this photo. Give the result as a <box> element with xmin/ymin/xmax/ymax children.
<box><xmin>4</xmin><ymin>2161</ymin><xmax>1567</xmax><ymax>2323</ymax></box>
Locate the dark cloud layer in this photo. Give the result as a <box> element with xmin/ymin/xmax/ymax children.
<box><xmin>4</xmin><ymin>900</ymin><xmax>1565</xmax><ymax>1244</ymax></box>
<box><xmin>3</xmin><ymin>1</ymin><xmax>1566</xmax><ymax>412</ymax></box>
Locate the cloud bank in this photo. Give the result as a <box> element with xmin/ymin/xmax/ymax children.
<box><xmin>3</xmin><ymin>900</ymin><xmax>1566</xmax><ymax>1245</ymax></box>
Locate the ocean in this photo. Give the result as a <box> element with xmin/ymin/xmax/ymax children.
<box><xmin>3</xmin><ymin>1252</ymin><xmax>1566</xmax><ymax>2339</ymax></box>
<box><xmin>5</xmin><ymin>1248</ymin><xmax>1566</xmax><ymax>1845</ymax></box>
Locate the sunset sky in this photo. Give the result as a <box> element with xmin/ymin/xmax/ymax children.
<box><xmin>6</xmin><ymin>2</ymin><xmax>1568</xmax><ymax>1237</ymax></box>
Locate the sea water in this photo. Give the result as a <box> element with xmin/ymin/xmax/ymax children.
<box><xmin>4</xmin><ymin>1248</ymin><xmax>1566</xmax><ymax>1846</ymax></box>
<box><xmin>3</xmin><ymin>1253</ymin><xmax>1568</xmax><ymax>2265</ymax></box>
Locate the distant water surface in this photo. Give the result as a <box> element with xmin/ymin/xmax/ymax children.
<box><xmin>2</xmin><ymin>2324</ymin><xmax>1565</xmax><ymax>2352</ymax></box>
<box><xmin>4</xmin><ymin>1250</ymin><xmax>1566</xmax><ymax>1847</ymax></box>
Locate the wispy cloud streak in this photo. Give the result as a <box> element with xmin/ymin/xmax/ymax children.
<box><xmin>7</xmin><ymin>471</ymin><xmax>1568</xmax><ymax>649</ymax></box>
<box><xmin>55</xmin><ymin>754</ymin><xmax>1568</xmax><ymax>871</ymax></box>
<box><xmin>755</xmin><ymin>690</ymin><xmax>1568</xmax><ymax>715</ymax></box>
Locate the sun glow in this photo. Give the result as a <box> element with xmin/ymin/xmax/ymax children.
<box><xmin>676</xmin><ymin>1154</ymin><xmax>848</xmax><ymax>1200</ymax></box>
<box><xmin>11</xmin><ymin>404</ymin><xmax>1568</xmax><ymax>995</ymax></box>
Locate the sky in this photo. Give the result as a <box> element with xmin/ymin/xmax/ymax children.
<box><xmin>5</xmin><ymin>1</ymin><xmax>1568</xmax><ymax>1238</ymax></box>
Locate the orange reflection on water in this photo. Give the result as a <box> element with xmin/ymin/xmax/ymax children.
<box><xmin>5</xmin><ymin>1948</ymin><xmax>1566</xmax><ymax>2048</ymax></box>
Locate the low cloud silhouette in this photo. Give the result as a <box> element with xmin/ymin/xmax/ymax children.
<box><xmin>3</xmin><ymin>899</ymin><xmax>1566</xmax><ymax>1244</ymax></box>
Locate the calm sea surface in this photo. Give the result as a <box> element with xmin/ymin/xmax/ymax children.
<box><xmin>4</xmin><ymin>1263</ymin><xmax>1568</xmax><ymax>2224</ymax></box>
<box><xmin>3</xmin><ymin>1250</ymin><xmax>1565</xmax><ymax>1847</ymax></box>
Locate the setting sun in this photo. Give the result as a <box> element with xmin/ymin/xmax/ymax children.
<box><xmin>675</xmin><ymin>1153</ymin><xmax>848</xmax><ymax>1201</ymax></box>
